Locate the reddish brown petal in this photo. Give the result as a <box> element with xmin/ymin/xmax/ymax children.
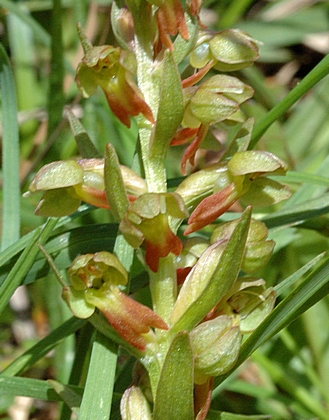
<box><xmin>157</xmin><ymin>0</ymin><xmax>189</xmax><ymax>50</ymax></box>
<box><xmin>181</xmin><ymin>124</ymin><xmax>209</xmax><ymax>175</ymax></box>
<box><xmin>101</xmin><ymin>290</ymin><xmax>168</xmax><ymax>350</ymax></box>
<box><xmin>75</xmin><ymin>184</ymin><xmax>110</xmax><ymax>209</ymax></box>
<box><xmin>170</xmin><ymin>127</ymin><xmax>199</xmax><ymax>146</ymax></box>
<box><xmin>181</xmin><ymin>61</ymin><xmax>215</xmax><ymax>88</ymax></box>
<box><xmin>194</xmin><ymin>377</ymin><xmax>214</xmax><ymax>420</ymax></box>
<box><xmin>184</xmin><ymin>184</ymin><xmax>239</xmax><ymax>235</ymax></box>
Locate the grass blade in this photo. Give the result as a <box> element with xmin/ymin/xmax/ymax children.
<box><xmin>0</xmin><ymin>42</ymin><xmax>20</xmax><ymax>249</ymax></box>
<box><xmin>250</xmin><ymin>53</ymin><xmax>329</xmax><ymax>149</ymax></box>
<box><xmin>1</xmin><ymin>316</ymin><xmax>86</xmax><ymax>377</ymax></box>
<box><xmin>0</xmin><ymin>376</ymin><xmax>83</xmax><ymax>401</ymax></box>
<box><xmin>78</xmin><ymin>331</ymin><xmax>118</xmax><ymax>420</ymax></box>
<box><xmin>0</xmin><ymin>217</ymin><xmax>58</xmax><ymax>315</ymax></box>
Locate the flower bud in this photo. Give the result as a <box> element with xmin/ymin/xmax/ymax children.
<box><xmin>190</xmin><ymin>29</ymin><xmax>259</xmax><ymax>71</ymax></box>
<box><xmin>120</xmin><ymin>386</ymin><xmax>152</xmax><ymax>420</ymax></box>
<box><xmin>213</xmin><ymin>277</ymin><xmax>276</xmax><ymax>333</ymax></box>
<box><xmin>190</xmin><ymin>315</ymin><xmax>241</xmax><ymax>384</ymax></box>
<box><xmin>211</xmin><ymin>218</ymin><xmax>275</xmax><ymax>273</ymax></box>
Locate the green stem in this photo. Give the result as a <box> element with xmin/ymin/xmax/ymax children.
<box><xmin>149</xmin><ymin>254</ymin><xmax>177</xmax><ymax>324</ymax></box>
<box><xmin>250</xmin><ymin>53</ymin><xmax>329</xmax><ymax>149</ymax></box>
<box><xmin>129</xmin><ymin>1</ymin><xmax>167</xmax><ymax>192</ymax></box>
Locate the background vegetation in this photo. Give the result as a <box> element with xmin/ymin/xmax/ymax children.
<box><xmin>1</xmin><ymin>0</ymin><xmax>329</xmax><ymax>419</ymax></box>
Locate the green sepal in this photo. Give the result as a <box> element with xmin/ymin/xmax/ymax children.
<box><xmin>183</xmin><ymin>75</ymin><xmax>253</xmax><ymax>127</ymax></box>
<box><xmin>191</xmin><ymin>317</ymin><xmax>241</xmax><ymax>383</ymax></box>
<box><xmin>29</xmin><ymin>160</ymin><xmax>83</xmax><ymax>192</ymax></box>
<box><xmin>209</xmin><ymin>29</ymin><xmax>259</xmax><ymax>72</ymax></box>
<box><xmin>241</xmin><ymin>178</ymin><xmax>292</xmax><ymax>207</ymax></box>
<box><xmin>228</xmin><ymin>151</ymin><xmax>288</xmax><ymax>176</ymax></box>
<box><xmin>170</xmin><ymin>207</ymin><xmax>252</xmax><ymax>333</ymax></box>
<box><xmin>35</xmin><ymin>188</ymin><xmax>81</xmax><ymax>217</ymax></box>
<box><xmin>150</xmin><ymin>50</ymin><xmax>184</xmax><ymax>160</ymax></box>
<box><xmin>153</xmin><ymin>331</ymin><xmax>194</xmax><ymax>420</ymax></box>
<box><xmin>105</xmin><ymin>143</ymin><xmax>130</xmax><ymax>220</ymax></box>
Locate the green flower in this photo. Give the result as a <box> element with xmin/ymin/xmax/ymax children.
<box><xmin>75</xmin><ymin>44</ymin><xmax>154</xmax><ymax>127</ymax></box>
<box><xmin>25</xmin><ymin>159</ymin><xmax>147</xmax><ymax>217</ymax></box>
<box><xmin>176</xmin><ymin>151</ymin><xmax>291</xmax><ymax>234</ymax></box>
<box><xmin>63</xmin><ymin>252</ymin><xmax>168</xmax><ymax>351</ymax></box>
<box><xmin>119</xmin><ymin>193</ymin><xmax>188</xmax><ymax>272</ymax></box>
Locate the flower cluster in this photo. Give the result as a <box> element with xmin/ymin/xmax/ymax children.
<box><xmin>26</xmin><ymin>1</ymin><xmax>293</xmax><ymax>419</ymax></box>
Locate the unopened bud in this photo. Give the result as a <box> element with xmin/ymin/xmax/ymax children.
<box><xmin>190</xmin><ymin>315</ymin><xmax>241</xmax><ymax>384</ymax></box>
<box><xmin>120</xmin><ymin>386</ymin><xmax>152</xmax><ymax>420</ymax></box>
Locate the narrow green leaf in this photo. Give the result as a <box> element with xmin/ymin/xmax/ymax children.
<box><xmin>0</xmin><ymin>223</ymin><xmax>117</xmax><ymax>286</ymax></box>
<box><xmin>272</xmin><ymin>171</ymin><xmax>329</xmax><ymax>187</ymax></box>
<box><xmin>48</xmin><ymin>379</ymin><xmax>82</xmax><ymax>416</ymax></box>
<box><xmin>153</xmin><ymin>332</ymin><xmax>194</xmax><ymax>420</ymax></box>
<box><xmin>0</xmin><ymin>217</ymin><xmax>58</xmax><ymax>316</ymax></box>
<box><xmin>0</xmin><ymin>376</ymin><xmax>83</xmax><ymax>401</ymax></box>
<box><xmin>46</xmin><ymin>0</ymin><xmax>65</xmax><ymax>154</ymax></box>
<box><xmin>220</xmin><ymin>0</ymin><xmax>255</xmax><ymax>28</ymax></box>
<box><xmin>250</xmin><ymin>53</ymin><xmax>329</xmax><ymax>149</ymax></box>
<box><xmin>2</xmin><ymin>317</ymin><xmax>86</xmax><ymax>377</ymax></box>
<box><xmin>0</xmin><ymin>42</ymin><xmax>20</xmax><ymax>249</ymax></box>
<box><xmin>0</xmin><ymin>0</ymin><xmax>51</xmax><ymax>47</ymax></box>
<box><xmin>261</xmin><ymin>193</ymin><xmax>329</xmax><ymax>228</ymax></box>
<box><xmin>0</xmin><ymin>205</ymin><xmax>94</xmax><ymax>270</ymax></box>
<box><xmin>274</xmin><ymin>253</ymin><xmax>326</xmax><ymax>297</ymax></box>
<box><xmin>207</xmin><ymin>410</ymin><xmax>271</xmax><ymax>420</ymax></box>
<box><xmin>78</xmin><ymin>331</ymin><xmax>118</xmax><ymax>420</ymax></box>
